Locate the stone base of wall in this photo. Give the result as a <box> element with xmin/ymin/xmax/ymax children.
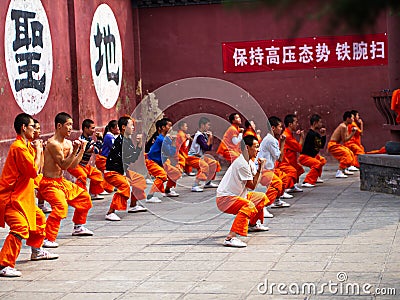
<box><xmin>359</xmin><ymin>154</ymin><xmax>400</xmax><ymax>196</ymax></box>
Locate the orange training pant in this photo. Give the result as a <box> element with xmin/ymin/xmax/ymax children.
<box><xmin>38</xmin><ymin>177</ymin><xmax>92</xmax><ymax>242</ymax></box>
<box><xmin>299</xmin><ymin>154</ymin><xmax>327</xmax><ymax>185</ymax></box>
<box><xmin>68</xmin><ymin>164</ymin><xmax>104</xmax><ymax>195</ymax></box>
<box><xmin>104</xmin><ymin>170</ymin><xmax>147</xmax><ymax>211</ymax></box>
<box><xmin>145</xmin><ymin>159</ymin><xmax>181</xmax><ymax>194</ymax></box>
<box><xmin>327</xmin><ymin>141</ymin><xmax>356</xmax><ymax>170</ymax></box>
<box><xmin>0</xmin><ymin>205</ymin><xmax>46</xmax><ymax>268</ymax></box>
<box><xmin>343</xmin><ymin>142</ymin><xmax>364</xmax><ymax>168</ymax></box>
<box><xmin>216</xmin><ymin>192</ymin><xmax>270</xmax><ymax>236</ymax></box>
<box><xmin>276</xmin><ymin>163</ymin><xmax>298</xmax><ymax>188</ymax></box>
<box><xmin>95</xmin><ymin>155</ymin><xmax>115</xmax><ymax>193</ymax></box>
<box><xmin>218</xmin><ymin>149</ymin><xmax>241</xmax><ymax>164</ymax></box>
<box><xmin>260</xmin><ymin>170</ymin><xmax>284</xmax><ymax>203</ymax></box>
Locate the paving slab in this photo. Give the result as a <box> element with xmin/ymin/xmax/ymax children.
<box><xmin>0</xmin><ymin>163</ymin><xmax>399</xmax><ymax>299</ymax></box>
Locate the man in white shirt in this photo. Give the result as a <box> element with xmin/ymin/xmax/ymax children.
<box><xmin>216</xmin><ymin>135</ymin><xmax>270</xmax><ymax>248</ymax></box>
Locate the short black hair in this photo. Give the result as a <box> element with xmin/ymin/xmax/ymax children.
<box><xmin>155</xmin><ymin>119</ymin><xmax>163</xmax><ymax>130</ymax></box>
<box><xmin>268</xmin><ymin>116</ymin><xmax>282</xmax><ymax>128</ymax></box>
<box><xmin>228</xmin><ymin>113</ymin><xmax>238</xmax><ymax>123</ymax></box>
<box><xmin>310</xmin><ymin>114</ymin><xmax>321</xmax><ymax>125</ymax></box>
<box><xmin>343</xmin><ymin>111</ymin><xmax>353</xmax><ymax>121</ymax></box>
<box><xmin>82</xmin><ymin>119</ymin><xmax>94</xmax><ymax>130</ymax></box>
<box><xmin>244</xmin><ymin>120</ymin><xmax>252</xmax><ymax>128</ymax></box>
<box><xmin>118</xmin><ymin>116</ymin><xmax>132</xmax><ymax>131</ymax></box>
<box><xmin>350</xmin><ymin>110</ymin><xmax>359</xmax><ymax>117</ymax></box>
<box><xmin>159</xmin><ymin>118</ymin><xmax>172</xmax><ymax>129</ymax></box>
<box><xmin>199</xmin><ymin>117</ymin><xmax>210</xmax><ymax>128</ymax></box>
<box><xmin>284</xmin><ymin>114</ymin><xmax>297</xmax><ymax>127</ymax></box>
<box><xmin>241</xmin><ymin>135</ymin><xmax>257</xmax><ymax>151</ymax></box>
<box><xmin>55</xmin><ymin>112</ymin><xmax>72</xmax><ymax>129</ymax></box>
<box><xmin>14</xmin><ymin>113</ymin><xmax>33</xmax><ymax>134</ymax></box>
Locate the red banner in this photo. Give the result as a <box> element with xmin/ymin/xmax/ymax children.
<box><xmin>222</xmin><ymin>33</ymin><xmax>388</xmax><ymax>73</ymax></box>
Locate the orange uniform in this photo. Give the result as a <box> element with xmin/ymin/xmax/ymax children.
<box><xmin>38</xmin><ymin>177</ymin><xmax>92</xmax><ymax>242</ymax></box>
<box><xmin>243</xmin><ymin>128</ymin><xmax>262</xmax><ymax>143</ymax></box>
<box><xmin>327</xmin><ymin>141</ymin><xmax>356</xmax><ymax>170</ymax></box>
<box><xmin>391</xmin><ymin>89</ymin><xmax>400</xmax><ymax>123</ymax></box>
<box><xmin>145</xmin><ymin>158</ymin><xmax>181</xmax><ymax>194</ymax></box>
<box><xmin>216</xmin><ymin>125</ymin><xmax>242</xmax><ymax>163</ymax></box>
<box><xmin>68</xmin><ymin>164</ymin><xmax>104</xmax><ymax>195</ymax></box>
<box><xmin>277</xmin><ymin>128</ymin><xmax>304</xmax><ymax>187</ymax></box>
<box><xmin>104</xmin><ymin>170</ymin><xmax>146</xmax><ymax>211</ymax></box>
<box><xmin>216</xmin><ymin>192</ymin><xmax>269</xmax><ymax>236</ymax></box>
<box><xmin>0</xmin><ymin>136</ymin><xmax>46</xmax><ymax>268</ymax></box>
<box><xmin>344</xmin><ymin>122</ymin><xmax>364</xmax><ymax>167</ymax></box>
<box><xmin>259</xmin><ymin>169</ymin><xmax>288</xmax><ymax>203</ymax></box>
<box><xmin>95</xmin><ymin>155</ymin><xmax>115</xmax><ymax>193</ymax></box>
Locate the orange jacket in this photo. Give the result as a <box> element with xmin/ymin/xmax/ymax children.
<box><xmin>0</xmin><ymin>136</ymin><xmax>39</xmax><ymax>228</ymax></box>
<box><xmin>217</xmin><ymin>124</ymin><xmax>241</xmax><ymax>155</ymax></box>
<box><xmin>281</xmin><ymin>128</ymin><xmax>302</xmax><ymax>165</ymax></box>
<box><xmin>391</xmin><ymin>89</ymin><xmax>400</xmax><ymax>123</ymax></box>
<box><xmin>176</xmin><ymin>130</ymin><xmax>190</xmax><ymax>159</ymax></box>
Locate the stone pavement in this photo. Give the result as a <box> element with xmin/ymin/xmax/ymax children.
<box><xmin>0</xmin><ymin>163</ymin><xmax>399</xmax><ymax>299</ymax></box>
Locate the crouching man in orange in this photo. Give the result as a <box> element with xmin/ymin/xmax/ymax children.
<box><xmin>216</xmin><ymin>135</ymin><xmax>270</xmax><ymax>248</ymax></box>
<box><xmin>343</xmin><ymin>110</ymin><xmax>364</xmax><ymax>171</ymax></box>
<box><xmin>0</xmin><ymin>113</ymin><xmax>58</xmax><ymax>278</ymax></box>
<box><xmin>299</xmin><ymin>114</ymin><xmax>327</xmax><ymax>187</ymax></box>
<box><xmin>216</xmin><ymin>113</ymin><xmax>244</xmax><ymax>163</ymax></box>
<box><xmin>38</xmin><ymin>112</ymin><xmax>94</xmax><ymax>249</ymax></box>
<box><xmin>328</xmin><ymin>111</ymin><xmax>358</xmax><ymax>178</ymax></box>
<box><xmin>145</xmin><ymin>118</ymin><xmax>182</xmax><ymax>202</ymax></box>
<box><xmin>104</xmin><ymin>116</ymin><xmax>148</xmax><ymax>221</ymax></box>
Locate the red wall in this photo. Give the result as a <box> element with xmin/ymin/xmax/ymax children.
<box><xmin>0</xmin><ymin>0</ymin><xmax>137</xmax><ymax>170</ymax></box>
<box><xmin>137</xmin><ymin>4</ymin><xmax>392</xmax><ymax>151</ymax></box>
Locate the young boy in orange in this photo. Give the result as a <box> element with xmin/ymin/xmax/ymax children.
<box><xmin>176</xmin><ymin>121</ymin><xmax>195</xmax><ymax>176</ymax></box>
<box><xmin>216</xmin><ymin>135</ymin><xmax>269</xmax><ymax>248</ymax></box>
<box><xmin>328</xmin><ymin>111</ymin><xmax>358</xmax><ymax>178</ymax></box>
<box><xmin>243</xmin><ymin>120</ymin><xmax>262</xmax><ymax>143</ymax></box>
<box><xmin>67</xmin><ymin>119</ymin><xmax>105</xmax><ymax>200</ymax></box>
<box><xmin>188</xmin><ymin>117</ymin><xmax>221</xmax><ymax>192</ymax></box>
<box><xmin>299</xmin><ymin>114</ymin><xmax>327</xmax><ymax>187</ymax></box>
<box><xmin>104</xmin><ymin>116</ymin><xmax>147</xmax><ymax>221</ymax></box>
<box><xmin>146</xmin><ymin>118</ymin><xmax>182</xmax><ymax>201</ymax></box>
<box><xmin>38</xmin><ymin>112</ymin><xmax>94</xmax><ymax>248</ymax></box>
<box><xmin>32</xmin><ymin>119</ymin><xmax>52</xmax><ymax>214</ymax></box>
<box><xmin>277</xmin><ymin>114</ymin><xmax>304</xmax><ymax>193</ymax></box>
<box><xmin>0</xmin><ymin>113</ymin><xmax>58</xmax><ymax>278</ymax></box>
<box><xmin>216</xmin><ymin>113</ymin><xmax>244</xmax><ymax>163</ymax></box>
<box><xmin>343</xmin><ymin>110</ymin><xmax>364</xmax><ymax>170</ymax></box>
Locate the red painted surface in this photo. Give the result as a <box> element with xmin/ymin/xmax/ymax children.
<box><xmin>0</xmin><ymin>0</ymin><xmax>137</xmax><ymax>172</ymax></box>
<box><xmin>137</xmin><ymin>4</ymin><xmax>392</xmax><ymax>152</ymax></box>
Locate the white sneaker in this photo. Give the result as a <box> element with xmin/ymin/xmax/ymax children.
<box><xmin>31</xmin><ymin>248</ymin><xmax>59</xmax><ymax>261</ymax></box>
<box><xmin>270</xmin><ymin>199</ymin><xmax>291</xmax><ymax>208</ymax></box>
<box><xmin>281</xmin><ymin>192</ymin><xmax>294</xmax><ymax>199</ymax></box>
<box><xmin>285</xmin><ymin>185</ymin><xmax>303</xmax><ymax>193</ymax></box>
<box><xmin>164</xmin><ymin>190</ymin><xmax>179</xmax><ymax>197</ymax></box>
<box><xmin>264</xmin><ymin>207</ymin><xmax>274</xmax><ymax>218</ymax></box>
<box><xmin>191</xmin><ymin>186</ymin><xmax>204</xmax><ymax>192</ymax></box>
<box><xmin>42</xmin><ymin>239</ymin><xmax>59</xmax><ymax>248</ymax></box>
<box><xmin>146</xmin><ymin>178</ymin><xmax>154</xmax><ymax>184</ymax></box>
<box><xmin>187</xmin><ymin>172</ymin><xmax>196</xmax><ymax>176</ymax></box>
<box><xmin>316</xmin><ymin>177</ymin><xmax>324</xmax><ymax>183</ymax></box>
<box><xmin>105</xmin><ymin>213</ymin><xmax>121</xmax><ymax>221</ymax></box>
<box><xmin>72</xmin><ymin>226</ymin><xmax>94</xmax><ymax>236</ymax></box>
<box><xmin>146</xmin><ymin>196</ymin><xmax>162</xmax><ymax>203</ymax></box>
<box><xmin>0</xmin><ymin>266</ymin><xmax>22</xmax><ymax>277</ymax></box>
<box><xmin>248</xmin><ymin>221</ymin><xmax>269</xmax><ymax>232</ymax></box>
<box><xmin>344</xmin><ymin>169</ymin><xmax>354</xmax><ymax>175</ymax></box>
<box><xmin>335</xmin><ymin>170</ymin><xmax>348</xmax><ymax>178</ymax></box>
<box><xmin>348</xmin><ymin>166</ymin><xmax>359</xmax><ymax>171</ymax></box>
<box><xmin>223</xmin><ymin>237</ymin><xmax>247</xmax><ymax>248</ymax></box>
<box><xmin>128</xmin><ymin>205</ymin><xmax>147</xmax><ymax>213</ymax></box>
<box><xmin>204</xmin><ymin>182</ymin><xmax>219</xmax><ymax>188</ymax></box>
<box><xmin>301</xmin><ymin>182</ymin><xmax>315</xmax><ymax>188</ymax></box>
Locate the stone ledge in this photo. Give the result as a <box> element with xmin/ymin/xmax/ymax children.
<box><xmin>359</xmin><ymin>154</ymin><xmax>400</xmax><ymax>195</ymax></box>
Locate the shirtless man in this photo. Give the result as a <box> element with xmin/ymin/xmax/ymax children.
<box><xmin>38</xmin><ymin>112</ymin><xmax>94</xmax><ymax>248</ymax></box>
<box><xmin>327</xmin><ymin>111</ymin><xmax>358</xmax><ymax>178</ymax></box>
